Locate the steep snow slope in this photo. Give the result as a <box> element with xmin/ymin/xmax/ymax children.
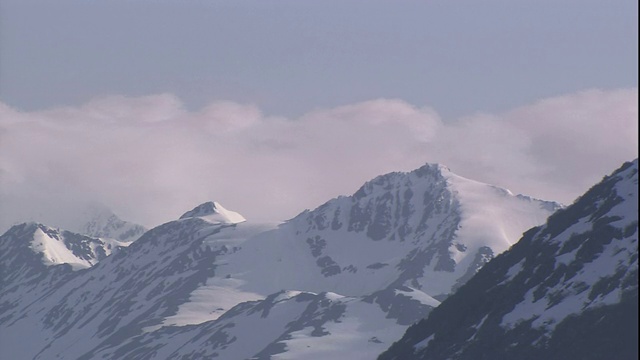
<box><xmin>379</xmin><ymin>159</ymin><xmax>638</xmax><ymax>360</ymax></box>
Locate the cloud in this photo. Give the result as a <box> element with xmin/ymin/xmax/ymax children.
<box><xmin>424</xmin><ymin>88</ymin><xmax>638</xmax><ymax>203</ymax></box>
<box><xmin>0</xmin><ymin>88</ymin><xmax>637</xmax><ymax>231</ymax></box>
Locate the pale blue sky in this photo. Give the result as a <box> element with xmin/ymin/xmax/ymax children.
<box><xmin>1</xmin><ymin>0</ymin><xmax>637</xmax><ymax>119</ymax></box>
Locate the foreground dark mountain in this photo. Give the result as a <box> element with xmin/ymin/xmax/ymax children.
<box><xmin>379</xmin><ymin>159</ymin><xmax>638</xmax><ymax>360</ymax></box>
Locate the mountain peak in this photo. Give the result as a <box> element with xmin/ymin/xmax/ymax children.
<box><xmin>352</xmin><ymin>162</ymin><xmax>449</xmax><ymax>201</ymax></box>
<box><xmin>414</xmin><ymin>162</ymin><xmax>450</xmax><ymax>176</ymax></box>
<box><xmin>78</xmin><ymin>203</ymin><xmax>147</xmax><ymax>242</ymax></box>
<box><xmin>179</xmin><ymin>201</ymin><xmax>246</xmax><ymax>224</ymax></box>
<box><xmin>0</xmin><ymin>222</ymin><xmax>125</xmax><ymax>275</ymax></box>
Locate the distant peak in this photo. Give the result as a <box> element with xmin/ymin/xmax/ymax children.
<box><xmin>352</xmin><ymin>162</ymin><xmax>451</xmax><ymax>200</ymax></box>
<box><xmin>180</xmin><ymin>201</ymin><xmax>220</xmax><ymax>219</ymax></box>
<box><xmin>413</xmin><ymin>162</ymin><xmax>450</xmax><ymax>177</ymax></box>
<box><xmin>179</xmin><ymin>201</ymin><xmax>246</xmax><ymax>224</ymax></box>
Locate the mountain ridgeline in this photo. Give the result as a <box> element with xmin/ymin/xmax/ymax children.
<box><xmin>1</xmin><ymin>160</ymin><xmax>635</xmax><ymax>359</ymax></box>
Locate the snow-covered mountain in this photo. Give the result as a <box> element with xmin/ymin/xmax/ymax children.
<box><xmin>179</xmin><ymin>201</ymin><xmax>247</xmax><ymax>224</ymax></box>
<box><xmin>379</xmin><ymin>159</ymin><xmax>638</xmax><ymax>360</ymax></box>
<box><xmin>74</xmin><ymin>203</ymin><xmax>148</xmax><ymax>242</ymax></box>
<box><xmin>221</xmin><ymin>163</ymin><xmax>560</xmax><ymax>301</ymax></box>
<box><xmin>0</xmin><ymin>222</ymin><xmax>129</xmax><ymax>281</ymax></box>
<box><xmin>0</xmin><ymin>163</ymin><xmax>560</xmax><ymax>359</ymax></box>
<box><xmin>0</xmin><ymin>223</ymin><xmax>131</xmax><ymax>344</ymax></box>
<box><xmin>0</xmin><ymin>202</ymin><xmax>147</xmax><ymax>243</ymax></box>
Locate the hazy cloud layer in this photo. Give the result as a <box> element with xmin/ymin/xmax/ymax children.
<box><xmin>0</xmin><ymin>88</ymin><xmax>637</xmax><ymax>230</ymax></box>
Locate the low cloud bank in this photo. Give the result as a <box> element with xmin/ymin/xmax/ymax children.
<box><xmin>0</xmin><ymin>88</ymin><xmax>636</xmax><ymax>230</ymax></box>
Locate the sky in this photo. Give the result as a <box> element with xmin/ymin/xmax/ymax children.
<box><xmin>0</xmin><ymin>0</ymin><xmax>638</xmax><ymax>230</ymax></box>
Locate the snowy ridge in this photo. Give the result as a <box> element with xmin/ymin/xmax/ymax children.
<box><xmin>379</xmin><ymin>159</ymin><xmax>639</xmax><ymax>360</ymax></box>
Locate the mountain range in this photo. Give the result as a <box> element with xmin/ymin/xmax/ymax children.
<box><xmin>1</xmin><ymin>160</ymin><xmax>636</xmax><ymax>359</ymax></box>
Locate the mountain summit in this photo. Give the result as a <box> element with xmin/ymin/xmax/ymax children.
<box><xmin>179</xmin><ymin>201</ymin><xmax>247</xmax><ymax>224</ymax></box>
<box><xmin>77</xmin><ymin>203</ymin><xmax>147</xmax><ymax>242</ymax></box>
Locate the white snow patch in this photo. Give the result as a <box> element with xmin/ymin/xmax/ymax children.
<box><xmin>152</xmin><ymin>277</ymin><xmax>264</xmax><ymax>329</ymax></box>
<box><xmin>498</xmin><ymin>258</ymin><xmax>526</xmax><ymax>285</ymax></box>
<box><xmin>183</xmin><ymin>201</ymin><xmax>247</xmax><ymax>224</ymax></box>
<box><xmin>414</xmin><ymin>334</ymin><xmax>435</xmax><ymax>350</ymax></box>
<box><xmin>395</xmin><ymin>287</ymin><xmax>441</xmax><ymax>307</ymax></box>
<box><xmin>324</xmin><ymin>292</ymin><xmax>346</xmax><ymax>301</ymax></box>
<box><xmin>273</xmin><ymin>290</ymin><xmax>306</xmax><ymax>302</ymax></box>
<box><xmin>445</xmin><ymin>168</ymin><xmax>556</xmax><ymax>254</ymax></box>
<box><xmin>274</xmin><ymin>298</ymin><xmax>407</xmax><ymax>360</ymax></box>
<box><xmin>468</xmin><ymin>314</ymin><xmax>490</xmax><ymax>341</ymax></box>
<box><xmin>201</xmin><ymin>202</ymin><xmax>246</xmax><ymax>224</ymax></box>
<box><xmin>30</xmin><ymin>227</ymin><xmax>92</xmax><ymax>270</ymax></box>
